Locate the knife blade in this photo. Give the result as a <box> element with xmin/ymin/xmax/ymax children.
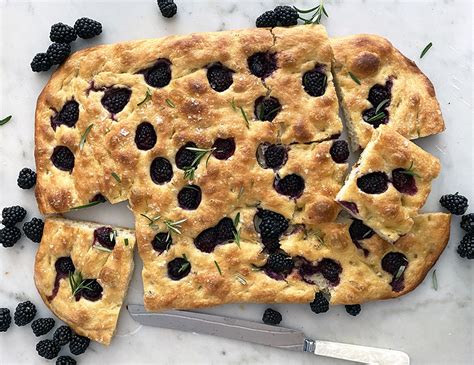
<box><xmin>127</xmin><ymin>304</ymin><xmax>410</xmax><ymax>365</ymax></box>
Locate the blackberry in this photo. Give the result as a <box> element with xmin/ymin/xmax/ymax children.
<box><xmin>262</xmin><ymin>308</ymin><xmax>282</xmax><ymax>325</ymax></box>
<box><xmin>53</xmin><ymin>325</ymin><xmax>73</xmax><ymax>345</ymax></box>
<box><xmin>302</xmin><ymin>69</ymin><xmax>327</xmax><ymax>97</ymax></box>
<box><xmin>23</xmin><ymin>217</ymin><xmax>44</xmax><ymax>243</ymax></box>
<box><xmin>0</xmin><ymin>226</ymin><xmax>21</xmax><ymax>248</ymax></box>
<box><xmin>316</xmin><ymin>258</ymin><xmax>342</xmax><ymax>285</ymax></box>
<box><xmin>262</xmin><ymin>144</ymin><xmax>287</xmax><ymax>169</ymax></box>
<box><xmin>262</xmin><ymin>240</ymin><xmax>280</xmax><ymax>253</ymax></box>
<box><xmin>461</xmin><ymin>213</ymin><xmax>474</xmax><ymax>233</ymax></box>
<box><xmin>256</xmin><ymin>10</ymin><xmax>278</xmax><ymax>28</ymax></box>
<box><xmin>31</xmin><ymin>317</ymin><xmax>55</xmax><ymax>336</ymax></box>
<box><xmin>69</xmin><ymin>333</ymin><xmax>90</xmax><ymax>355</ymax></box>
<box><xmin>80</xmin><ymin>279</ymin><xmax>103</xmax><ymax>301</ymax></box>
<box><xmin>457</xmin><ymin>233</ymin><xmax>474</xmax><ymax>259</ymax></box>
<box><xmin>152</xmin><ymin>232</ymin><xmax>172</xmax><ymax>252</ymax></box>
<box><xmin>349</xmin><ymin>219</ymin><xmax>374</xmax><ymax>241</ymax></box>
<box><xmin>212</xmin><ymin>138</ymin><xmax>235</xmax><ymax>160</ymax></box>
<box><xmin>194</xmin><ymin>227</ymin><xmax>218</xmax><ymax>253</ymax></box>
<box><xmin>381</xmin><ymin>252</ymin><xmax>408</xmax><ymax>275</ymax></box>
<box><xmin>36</xmin><ymin>339</ymin><xmax>60</xmax><ymax>359</ymax></box>
<box><xmin>392</xmin><ymin>168</ymin><xmax>417</xmax><ymax>195</ymax></box>
<box><xmin>101</xmin><ymin>87</ymin><xmax>132</xmax><ymax>114</ymax></box>
<box><xmin>51</xmin><ymin>146</ymin><xmax>75</xmax><ymax>172</ymax></box>
<box><xmin>142</xmin><ymin>60</ymin><xmax>172</xmax><ymax>88</ymax></box>
<box><xmin>93</xmin><ymin>226</ymin><xmax>116</xmax><ymax>250</ymax></box>
<box><xmin>176</xmin><ymin>142</ymin><xmax>198</xmax><ymax>170</ymax></box>
<box><xmin>256</xmin><ymin>209</ymin><xmax>289</xmax><ymax>245</ymax></box>
<box><xmin>55</xmin><ymin>257</ymin><xmax>75</xmax><ymax>275</ymax></box>
<box><xmin>215</xmin><ymin>217</ymin><xmax>236</xmax><ymax>242</ymax></box>
<box><xmin>74</xmin><ymin>17</ymin><xmax>102</xmax><ymax>39</ymax></box>
<box><xmin>362</xmin><ymin>107</ymin><xmax>389</xmax><ymax>128</ymax></box>
<box><xmin>368</xmin><ymin>84</ymin><xmax>390</xmax><ymax>108</ymax></box>
<box><xmin>14</xmin><ymin>301</ymin><xmax>37</xmax><ymax>326</ymax></box>
<box><xmin>50</xmin><ymin>23</ymin><xmax>77</xmax><ymax>43</ymax></box>
<box><xmin>329</xmin><ymin>140</ymin><xmax>350</xmax><ymax>163</ymax></box>
<box><xmin>310</xmin><ymin>292</ymin><xmax>329</xmax><ymax>314</ymax></box>
<box><xmin>157</xmin><ymin>0</ymin><xmax>178</xmax><ymax>18</ymax></box>
<box><xmin>17</xmin><ymin>167</ymin><xmax>37</xmax><ymax>189</ymax></box>
<box><xmin>57</xmin><ymin>356</ymin><xmax>77</xmax><ymax>365</ymax></box>
<box><xmin>51</xmin><ymin>100</ymin><xmax>80</xmax><ymax>130</ymax></box>
<box><xmin>207</xmin><ymin>63</ymin><xmax>234</xmax><ymax>92</ymax></box>
<box><xmin>46</xmin><ymin>42</ymin><xmax>71</xmax><ymax>65</ymax></box>
<box><xmin>150</xmin><ymin>157</ymin><xmax>173</xmax><ymax>184</ymax></box>
<box><xmin>135</xmin><ymin>122</ymin><xmax>157</xmax><ymax>150</ymax></box>
<box><xmin>254</xmin><ymin>96</ymin><xmax>281</xmax><ymax>122</ymax></box>
<box><xmin>91</xmin><ymin>193</ymin><xmax>107</xmax><ymax>203</ymax></box>
<box><xmin>247</xmin><ymin>52</ymin><xmax>277</xmax><ymax>79</ymax></box>
<box><xmin>345</xmin><ymin>304</ymin><xmax>361</xmax><ymax>316</ymax></box>
<box><xmin>356</xmin><ymin>172</ymin><xmax>389</xmax><ymax>194</ymax></box>
<box><xmin>0</xmin><ymin>308</ymin><xmax>11</xmax><ymax>332</ymax></box>
<box><xmin>266</xmin><ymin>252</ymin><xmax>294</xmax><ymax>273</ymax></box>
<box><xmin>439</xmin><ymin>193</ymin><xmax>468</xmax><ymax>215</ymax></box>
<box><xmin>274</xmin><ymin>173</ymin><xmax>305</xmax><ymax>198</ymax></box>
<box><xmin>274</xmin><ymin>5</ymin><xmax>298</xmax><ymax>26</ymax></box>
<box><xmin>31</xmin><ymin>53</ymin><xmax>52</xmax><ymax>72</ymax></box>
<box><xmin>177</xmin><ymin>185</ymin><xmax>202</xmax><ymax>210</ymax></box>
<box><xmin>2</xmin><ymin>206</ymin><xmax>27</xmax><ymax>227</ymax></box>
<box><xmin>167</xmin><ymin>257</ymin><xmax>191</xmax><ymax>280</ymax></box>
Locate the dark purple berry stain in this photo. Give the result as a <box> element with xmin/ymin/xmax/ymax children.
<box><xmin>329</xmin><ymin>140</ymin><xmax>350</xmax><ymax>163</ymax></box>
<box><xmin>177</xmin><ymin>185</ymin><xmax>202</xmax><ymax>210</ymax></box>
<box><xmin>356</xmin><ymin>172</ymin><xmax>389</xmax><ymax>194</ymax></box>
<box><xmin>135</xmin><ymin>122</ymin><xmax>157</xmax><ymax>151</ymax></box>
<box><xmin>90</xmin><ymin>193</ymin><xmax>107</xmax><ymax>203</ymax></box>
<box><xmin>79</xmin><ymin>279</ymin><xmax>103</xmax><ymax>301</ymax></box>
<box><xmin>101</xmin><ymin>87</ymin><xmax>132</xmax><ymax>114</ymax></box>
<box><xmin>381</xmin><ymin>252</ymin><xmax>408</xmax><ymax>292</ymax></box>
<box><xmin>51</xmin><ymin>146</ymin><xmax>75</xmax><ymax>172</ymax></box>
<box><xmin>140</xmin><ymin>59</ymin><xmax>172</xmax><ymax>88</ymax></box>
<box><xmin>391</xmin><ymin>168</ymin><xmax>417</xmax><ymax>195</ymax></box>
<box><xmin>247</xmin><ymin>52</ymin><xmax>277</xmax><ymax>79</ymax></box>
<box><xmin>194</xmin><ymin>217</ymin><xmax>236</xmax><ymax>253</ymax></box>
<box><xmin>212</xmin><ymin>138</ymin><xmax>235</xmax><ymax>160</ymax></box>
<box><xmin>294</xmin><ymin>257</ymin><xmax>342</xmax><ymax>286</ymax></box>
<box><xmin>175</xmin><ymin>142</ymin><xmax>197</xmax><ymax>170</ymax></box>
<box><xmin>302</xmin><ymin>66</ymin><xmax>327</xmax><ymax>97</ymax></box>
<box><xmin>93</xmin><ymin>226</ymin><xmax>116</xmax><ymax>250</ymax></box>
<box><xmin>168</xmin><ymin>257</ymin><xmax>191</xmax><ymax>280</ymax></box>
<box><xmin>274</xmin><ymin>174</ymin><xmax>305</xmax><ymax>198</ymax></box>
<box><xmin>152</xmin><ymin>232</ymin><xmax>172</xmax><ymax>253</ymax></box>
<box><xmin>254</xmin><ymin>96</ymin><xmax>281</xmax><ymax>121</ymax></box>
<box><xmin>207</xmin><ymin>63</ymin><xmax>234</xmax><ymax>92</ymax></box>
<box><xmin>48</xmin><ymin>257</ymin><xmax>75</xmax><ymax>301</ymax></box>
<box><xmin>257</xmin><ymin>143</ymin><xmax>288</xmax><ymax>170</ymax></box>
<box><xmin>150</xmin><ymin>157</ymin><xmax>173</xmax><ymax>184</ymax></box>
<box><xmin>51</xmin><ymin>100</ymin><xmax>79</xmax><ymax>130</ymax></box>
<box><xmin>349</xmin><ymin>219</ymin><xmax>374</xmax><ymax>256</ymax></box>
<box><xmin>339</xmin><ymin>201</ymin><xmax>359</xmax><ymax>215</ymax></box>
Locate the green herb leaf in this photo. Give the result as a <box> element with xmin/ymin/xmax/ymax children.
<box><xmin>251</xmin><ymin>264</ymin><xmax>262</xmax><ymax>272</ymax></box>
<box><xmin>111</xmin><ymin>172</ymin><xmax>121</xmax><ymax>183</ymax></box>
<box><xmin>296</xmin><ymin>0</ymin><xmax>329</xmax><ymax>24</ymax></box>
<box><xmin>0</xmin><ymin>115</ymin><xmax>12</xmax><ymax>126</ymax></box>
<box><xmin>420</xmin><ymin>42</ymin><xmax>433</xmax><ymax>59</ymax></box>
<box><xmin>214</xmin><ymin>260</ymin><xmax>223</xmax><ymax>276</ymax></box>
<box><xmin>400</xmin><ymin>161</ymin><xmax>421</xmax><ymax>178</ymax></box>
<box><xmin>348</xmin><ymin>71</ymin><xmax>361</xmax><ymax>85</ymax></box>
<box><xmin>137</xmin><ymin>88</ymin><xmax>152</xmax><ymax>106</ymax></box>
<box><xmin>183</xmin><ymin>166</ymin><xmax>196</xmax><ymax>180</ymax></box>
<box><xmin>366</xmin><ymin>111</ymin><xmax>386</xmax><ymax>123</ymax></box>
<box><xmin>94</xmin><ymin>245</ymin><xmax>112</xmax><ymax>253</ymax></box>
<box><xmin>375</xmin><ymin>99</ymin><xmax>390</xmax><ymax>114</ymax></box>
<box><xmin>230</xmin><ymin>98</ymin><xmax>237</xmax><ymax>111</ymax></box>
<box><xmin>394</xmin><ymin>265</ymin><xmax>406</xmax><ymax>280</ymax></box>
<box><xmin>165</xmin><ymin>218</ymin><xmax>187</xmax><ymax>237</ymax></box>
<box><xmin>79</xmin><ymin>124</ymin><xmax>94</xmax><ymax>150</ymax></box>
<box><xmin>432</xmin><ymin>269</ymin><xmax>438</xmax><ymax>291</ymax></box>
<box><xmin>178</xmin><ymin>260</ymin><xmax>190</xmax><ymax>274</ymax></box>
<box><xmin>71</xmin><ymin>200</ymin><xmax>103</xmax><ymax>210</ymax></box>
<box><xmin>124</xmin><ymin>238</ymin><xmax>129</xmax><ymax>246</ymax></box>
<box><xmin>235</xmin><ymin>274</ymin><xmax>247</xmax><ymax>285</ymax></box>
<box><xmin>68</xmin><ymin>271</ymin><xmax>94</xmax><ymax>296</ymax></box>
<box><xmin>239</xmin><ymin>106</ymin><xmax>250</xmax><ymax>129</ymax></box>
<box><xmin>183</xmin><ymin>147</ymin><xmax>215</xmax><ymax>179</ymax></box>
<box><xmin>140</xmin><ymin>213</ymin><xmax>161</xmax><ymax>227</ymax></box>
<box><xmin>237</xmin><ymin>186</ymin><xmax>244</xmax><ymax>200</ymax></box>
<box><xmin>166</xmin><ymin>98</ymin><xmax>176</xmax><ymax>108</ymax></box>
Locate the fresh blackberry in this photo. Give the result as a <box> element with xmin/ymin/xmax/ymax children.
<box><xmin>439</xmin><ymin>193</ymin><xmax>468</xmax><ymax>215</ymax></box>
<box><xmin>457</xmin><ymin>233</ymin><xmax>474</xmax><ymax>259</ymax></box>
<box><xmin>381</xmin><ymin>252</ymin><xmax>408</xmax><ymax>275</ymax></box>
<box><xmin>150</xmin><ymin>157</ymin><xmax>173</xmax><ymax>184</ymax></box>
<box><xmin>392</xmin><ymin>168</ymin><xmax>417</xmax><ymax>195</ymax></box>
<box><xmin>51</xmin><ymin>100</ymin><xmax>80</xmax><ymax>130</ymax></box>
<box><xmin>349</xmin><ymin>219</ymin><xmax>374</xmax><ymax>241</ymax></box>
<box><xmin>36</xmin><ymin>339</ymin><xmax>61</xmax><ymax>359</ymax></box>
<box><xmin>176</xmin><ymin>142</ymin><xmax>198</xmax><ymax>170</ymax></box>
<box><xmin>316</xmin><ymin>258</ymin><xmax>342</xmax><ymax>285</ymax></box>
<box><xmin>135</xmin><ymin>122</ymin><xmax>157</xmax><ymax>151</ymax></box>
<box><xmin>461</xmin><ymin>213</ymin><xmax>474</xmax><ymax>233</ymax></box>
<box><xmin>262</xmin><ymin>144</ymin><xmax>287</xmax><ymax>169</ymax></box>
<box><xmin>157</xmin><ymin>0</ymin><xmax>178</xmax><ymax>18</ymax></box>
<box><xmin>56</xmin><ymin>356</ymin><xmax>77</xmax><ymax>365</ymax></box>
<box><xmin>177</xmin><ymin>185</ymin><xmax>202</xmax><ymax>210</ymax></box>
<box><xmin>345</xmin><ymin>304</ymin><xmax>361</xmax><ymax>316</ymax></box>
<box><xmin>254</xmin><ymin>96</ymin><xmax>281</xmax><ymax>122</ymax></box>
<box><xmin>14</xmin><ymin>301</ymin><xmax>37</xmax><ymax>326</ymax></box>
<box><xmin>167</xmin><ymin>257</ymin><xmax>191</xmax><ymax>280</ymax></box>
<box><xmin>101</xmin><ymin>87</ymin><xmax>132</xmax><ymax>114</ymax></box>
<box><xmin>0</xmin><ymin>226</ymin><xmax>21</xmax><ymax>248</ymax></box>
<box><xmin>17</xmin><ymin>167</ymin><xmax>37</xmax><ymax>189</ymax></box>
<box><xmin>142</xmin><ymin>60</ymin><xmax>172</xmax><ymax>88</ymax></box>
<box><xmin>152</xmin><ymin>232</ymin><xmax>172</xmax><ymax>252</ymax></box>
<box><xmin>46</xmin><ymin>43</ymin><xmax>71</xmax><ymax>65</ymax></box>
<box><xmin>50</xmin><ymin>23</ymin><xmax>77</xmax><ymax>43</ymax></box>
<box><xmin>80</xmin><ymin>279</ymin><xmax>103</xmax><ymax>301</ymax></box>
<box><xmin>329</xmin><ymin>140</ymin><xmax>350</xmax><ymax>163</ymax></box>
<box><xmin>0</xmin><ymin>308</ymin><xmax>11</xmax><ymax>332</ymax></box>
<box><xmin>262</xmin><ymin>308</ymin><xmax>282</xmax><ymax>325</ymax></box>
<box><xmin>74</xmin><ymin>17</ymin><xmax>102</xmax><ymax>39</ymax></box>
<box><xmin>266</xmin><ymin>252</ymin><xmax>294</xmax><ymax>273</ymax></box>
<box><xmin>256</xmin><ymin>10</ymin><xmax>278</xmax><ymax>28</ymax></box>
<box><xmin>212</xmin><ymin>138</ymin><xmax>235</xmax><ymax>160</ymax></box>
<box><xmin>368</xmin><ymin>84</ymin><xmax>391</xmax><ymax>108</ymax></box>
<box><xmin>274</xmin><ymin>173</ymin><xmax>305</xmax><ymax>198</ymax></box>
<box><xmin>69</xmin><ymin>333</ymin><xmax>90</xmax><ymax>355</ymax></box>
<box><xmin>31</xmin><ymin>53</ymin><xmax>52</xmax><ymax>72</ymax></box>
<box><xmin>31</xmin><ymin>318</ymin><xmax>55</xmax><ymax>336</ymax></box>
<box><xmin>53</xmin><ymin>325</ymin><xmax>73</xmax><ymax>345</ymax></box>
<box><xmin>2</xmin><ymin>206</ymin><xmax>27</xmax><ymax>227</ymax></box>
<box><xmin>93</xmin><ymin>226</ymin><xmax>115</xmax><ymax>250</ymax></box>
<box><xmin>247</xmin><ymin>52</ymin><xmax>277</xmax><ymax>79</ymax></box>
<box><xmin>194</xmin><ymin>227</ymin><xmax>218</xmax><ymax>253</ymax></box>
<box><xmin>310</xmin><ymin>292</ymin><xmax>329</xmax><ymax>314</ymax></box>
<box><xmin>262</xmin><ymin>239</ymin><xmax>280</xmax><ymax>253</ymax></box>
<box><xmin>207</xmin><ymin>63</ymin><xmax>234</xmax><ymax>92</ymax></box>
<box><xmin>256</xmin><ymin>209</ymin><xmax>289</xmax><ymax>245</ymax></box>
<box><xmin>51</xmin><ymin>146</ymin><xmax>75</xmax><ymax>172</ymax></box>
<box><xmin>215</xmin><ymin>217</ymin><xmax>236</xmax><ymax>242</ymax></box>
<box><xmin>274</xmin><ymin>5</ymin><xmax>298</xmax><ymax>26</ymax></box>
<box><xmin>55</xmin><ymin>257</ymin><xmax>75</xmax><ymax>275</ymax></box>
<box><xmin>362</xmin><ymin>107</ymin><xmax>389</xmax><ymax>128</ymax></box>
<box><xmin>23</xmin><ymin>217</ymin><xmax>44</xmax><ymax>243</ymax></box>
<box><xmin>356</xmin><ymin>172</ymin><xmax>389</xmax><ymax>194</ymax></box>
<box><xmin>302</xmin><ymin>69</ymin><xmax>327</xmax><ymax>97</ymax></box>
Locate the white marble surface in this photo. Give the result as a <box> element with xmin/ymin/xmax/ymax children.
<box><xmin>0</xmin><ymin>0</ymin><xmax>473</xmax><ymax>364</ymax></box>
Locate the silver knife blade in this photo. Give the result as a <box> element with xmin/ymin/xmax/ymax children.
<box><xmin>127</xmin><ymin>305</ymin><xmax>410</xmax><ymax>365</ymax></box>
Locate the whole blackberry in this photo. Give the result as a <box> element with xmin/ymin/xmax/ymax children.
<box><xmin>50</xmin><ymin>23</ymin><xmax>77</xmax><ymax>43</ymax></box>
<box><xmin>31</xmin><ymin>53</ymin><xmax>52</xmax><ymax>72</ymax></box>
<box><xmin>263</xmin><ymin>144</ymin><xmax>287</xmax><ymax>169</ymax></box>
<box><xmin>248</xmin><ymin>52</ymin><xmax>277</xmax><ymax>79</ymax></box>
<box><xmin>256</xmin><ymin>10</ymin><xmax>278</xmax><ymax>28</ymax></box>
<box><xmin>457</xmin><ymin>233</ymin><xmax>474</xmax><ymax>259</ymax></box>
<box><xmin>157</xmin><ymin>0</ymin><xmax>178</xmax><ymax>18</ymax></box>
<box><xmin>215</xmin><ymin>217</ymin><xmax>236</xmax><ymax>242</ymax></box>
<box><xmin>2</xmin><ymin>206</ymin><xmax>27</xmax><ymax>227</ymax></box>
<box><xmin>101</xmin><ymin>87</ymin><xmax>132</xmax><ymax>114</ymax></box>
<box><xmin>194</xmin><ymin>227</ymin><xmax>218</xmax><ymax>253</ymax></box>
<box><xmin>55</xmin><ymin>257</ymin><xmax>75</xmax><ymax>275</ymax></box>
<box><xmin>17</xmin><ymin>167</ymin><xmax>37</xmax><ymax>189</ymax></box>
<box><xmin>47</xmin><ymin>42</ymin><xmax>71</xmax><ymax>65</ymax></box>
<box><xmin>51</xmin><ymin>146</ymin><xmax>75</xmax><ymax>172</ymax></box>
<box><xmin>262</xmin><ymin>308</ymin><xmax>282</xmax><ymax>325</ymax></box>
<box><xmin>266</xmin><ymin>252</ymin><xmax>294</xmax><ymax>273</ymax></box>
<box><xmin>330</xmin><ymin>140</ymin><xmax>350</xmax><ymax>163</ymax></box>
<box><xmin>345</xmin><ymin>304</ymin><xmax>361</xmax><ymax>316</ymax></box>
<box><xmin>212</xmin><ymin>138</ymin><xmax>235</xmax><ymax>160</ymax></box>
<box><xmin>69</xmin><ymin>333</ymin><xmax>90</xmax><ymax>355</ymax></box>
<box><xmin>362</xmin><ymin>107</ymin><xmax>389</xmax><ymax>128</ymax></box>
<box><xmin>143</xmin><ymin>60</ymin><xmax>172</xmax><ymax>88</ymax></box>
<box><xmin>356</xmin><ymin>172</ymin><xmax>389</xmax><ymax>194</ymax></box>
<box><xmin>175</xmin><ymin>142</ymin><xmax>198</xmax><ymax>170</ymax></box>
<box><xmin>381</xmin><ymin>252</ymin><xmax>408</xmax><ymax>275</ymax></box>
<box><xmin>52</xmin><ymin>100</ymin><xmax>80</xmax><ymax>130</ymax></box>
<box><xmin>23</xmin><ymin>217</ymin><xmax>45</xmax><ymax>243</ymax></box>
<box><xmin>36</xmin><ymin>339</ymin><xmax>61</xmax><ymax>360</ymax></box>
<box><xmin>257</xmin><ymin>209</ymin><xmax>289</xmax><ymax>244</ymax></box>
<box><xmin>302</xmin><ymin>69</ymin><xmax>327</xmax><ymax>97</ymax></box>
<box><xmin>368</xmin><ymin>84</ymin><xmax>391</xmax><ymax>108</ymax></box>
<box><xmin>150</xmin><ymin>157</ymin><xmax>173</xmax><ymax>184</ymax></box>
<box><xmin>177</xmin><ymin>185</ymin><xmax>202</xmax><ymax>210</ymax></box>
<box><xmin>440</xmin><ymin>193</ymin><xmax>468</xmax><ymax>215</ymax></box>
<box><xmin>461</xmin><ymin>213</ymin><xmax>474</xmax><ymax>233</ymax></box>
<box><xmin>254</xmin><ymin>96</ymin><xmax>281</xmax><ymax>122</ymax></box>
<box><xmin>14</xmin><ymin>301</ymin><xmax>37</xmax><ymax>326</ymax></box>
<box><xmin>152</xmin><ymin>232</ymin><xmax>172</xmax><ymax>252</ymax></box>
<box><xmin>74</xmin><ymin>17</ymin><xmax>102</xmax><ymax>39</ymax></box>
<box><xmin>349</xmin><ymin>219</ymin><xmax>374</xmax><ymax>241</ymax></box>
<box><xmin>167</xmin><ymin>257</ymin><xmax>191</xmax><ymax>281</ymax></box>
<box><xmin>0</xmin><ymin>226</ymin><xmax>21</xmax><ymax>248</ymax></box>
<box><xmin>274</xmin><ymin>173</ymin><xmax>305</xmax><ymax>198</ymax></box>
<box><xmin>207</xmin><ymin>63</ymin><xmax>234</xmax><ymax>92</ymax></box>
<box><xmin>80</xmin><ymin>279</ymin><xmax>103</xmax><ymax>301</ymax></box>
<box><xmin>274</xmin><ymin>5</ymin><xmax>298</xmax><ymax>26</ymax></box>
<box><xmin>31</xmin><ymin>317</ymin><xmax>55</xmax><ymax>336</ymax></box>
<box><xmin>135</xmin><ymin>122</ymin><xmax>157</xmax><ymax>151</ymax></box>
<box><xmin>53</xmin><ymin>325</ymin><xmax>73</xmax><ymax>345</ymax></box>
<box><xmin>93</xmin><ymin>226</ymin><xmax>115</xmax><ymax>250</ymax></box>
<box><xmin>57</xmin><ymin>356</ymin><xmax>77</xmax><ymax>365</ymax></box>
<box><xmin>0</xmin><ymin>308</ymin><xmax>11</xmax><ymax>332</ymax></box>
<box><xmin>310</xmin><ymin>292</ymin><xmax>329</xmax><ymax>314</ymax></box>
<box><xmin>316</xmin><ymin>258</ymin><xmax>342</xmax><ymax>285</ymax></box>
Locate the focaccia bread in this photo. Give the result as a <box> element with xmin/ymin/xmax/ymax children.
<box><xmin>336</xmin><ymin>125</ymin><xmax>440</xmax><ymax>242</ymax></box>
<box><xmin>331</xmin><ymin>34</ymin><xmax>445</xmax><ymax>150</ymax></box>
<box><xmin>35</xmin><ymin>24</ymin><xmax>342</xmax><ymax>214</ymax></box>
<box><xmin>34</xmin><ymin>217</ymin><xmax>135</xmax><ymax>345</ymax></box>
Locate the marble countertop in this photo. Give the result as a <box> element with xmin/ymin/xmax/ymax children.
<box><xmin>0</xmin><ymin>0</ymin><xmax>472</xmax><ymax>364</ymax></box>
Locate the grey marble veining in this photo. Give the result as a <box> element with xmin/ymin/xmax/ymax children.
<box><xmin>0</xmin><ymin>0</ymin><xmax>472</xmax><ymax>364</ymax></box>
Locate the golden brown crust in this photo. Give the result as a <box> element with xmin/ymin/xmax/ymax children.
<box><xmin>331</xmin><ymin>34</ymin><xmax>445</xmax><ymax>150</ymax></box>
<box><xmin>34</xmin><ymin>217</ymin><xmax>135</xmax><ymax>345</ymax></box>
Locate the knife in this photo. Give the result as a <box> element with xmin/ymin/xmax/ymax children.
<box><xmin>127</xmin><ymin>304</ymin><xmax>409</xmax><ymax>365</ymax></box>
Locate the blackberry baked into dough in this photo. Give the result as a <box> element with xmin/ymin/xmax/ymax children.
<box><xmin>34</xmin><ymin>217</ymin><xmax>135</xmax><ymax>345</ymax></box>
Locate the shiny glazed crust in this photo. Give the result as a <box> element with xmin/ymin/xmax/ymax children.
<box><xmin>34</xmin><ymin>217</ymin><xmax>135</xmax><ymax>345</ymax></box>
<box><xmin>336</xmin><ymin>125</ymin><xmax>440</xmax><ymax>242</ymax></box>
<box><xmin>331</xmin><ymin>34</ymin><xmax>445</xmax><ymax>150</ymax></box>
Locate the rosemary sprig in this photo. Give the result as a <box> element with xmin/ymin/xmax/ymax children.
<box><xmin>166</xmin><ymin>98</ymin><xmax>176</xmax><ymax>108</ymax></box>
<box><xmin>214</xmin><ymin>260</ymin><xmax>223</xmax><ymax>276</ymax></box>
<box><xmin>257</xmin><ymin>104</ymin><xmax>281</xmax><ymax>121</ymax></box>
<box><xmin>71</xmin><ymin>200</ymin><xmax>103</xmax><ymax>210</ymax></box>
<box><xmin>366</xmin><ymin>111</ymin><xmax>386</xmax><ymax>123</ymax></box>
<box><xmin>137</xmin><ymin>88</ymin><xmax>152</xmax><ymax>106</ymax></box>
<box><xmin>124</xmin><ymin>238</ymin><xmax>129</xmax><ymax>246</ymax></box>
<box><xmin>233</xmin><ymin>212</ymin><xmax>241</xmax><ymax>248</ymax></box>
<box><xmin>420</xmin><ymin>42</ymin><xmax>433</xmax><ymax>59</ymax></box>
<box><xmin>165</xmin><ymin>218</ymin><xmax>187</xmax><ymax>238</ymax></box>
<box><xmin>230</xmin><ymin>98</ymin><xmax>237</xmax><ymax>112</ymax></box>
<box><xmin>68</xmin><ymin>271</ymin><xmax>93</xmax><ymax>296</ymax></box>
<box><xmin>79</xmin><ymin>124</ymin><xmax>94</xmax><ymax>150</ymax></box>
<box><xmin>375</xmin><ymin>99</ymin><xmax>390</xmax><ymax>114</ymax></box>
<box><xmin>348</xmin><ymin>71</ymin><xmax>361</xmax><ymax>85</ymax></box>
<box><xmin>237</xmin><ymin>186</ymin><xmax>244</xmax><ymax>200</ymax></box>
<box><xmin>296</xmin><ymin>0</ymin><xmax>329</xmax><ymax>24</ymax></box>
<box><xmin>111</xmin><ymin>172</ymin><xmax>121</xmax><ymax>183</ymax></box>
<box><xmin>183</xmin><ymin>147</ymin><xmax>215</xmax><ymax>179</ymax></box>
<box><xmin>432</xmin><ymin>269</ymin><xmax>438</xmax><ymax>291</ymax></box>
<box><xmin>400</xmin><ymin>161</ymin><xmax>421</xmax><ymax>178</ymax></box>
<box><xmin>239</xmin><ymin>106</ymin><xmax>250</xmax><ymax>129</ymax></box>
<box><xmin>251</xmin><ymin>264</ymin><xmax>263</xmax><ymax>272</ymax></box>
<box><xmin>178</xmin><ymin>254</ymin><xmax>190</xmax><ymax>273</ymax></box>
<box><xmin>140</xmin><ymin>213</ymin><xmax>161</xmax><ymax>227</ymax></box>
<box><xmin>394</xmin><ymin>265</ymin><xmax>406</xmax><ymax>280</ymax></box>
<box><xmin>109</xmin><ymin>230</ymin><xmax>117</xmax><ymax>243</ymax></box>
<box><xmin>0</xmin><ymin>115</ymin><xmax>12</xmax><ymax>126</ymax></box>
<box><xmin>94</xmin><ymin>245</ymin><xmax>112</xmax><ymax>253</ymax></box>
<box><xmin>235</xmin><ymin>274</ymin><xmax>247</xmax><ymax>285</ymax></box>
